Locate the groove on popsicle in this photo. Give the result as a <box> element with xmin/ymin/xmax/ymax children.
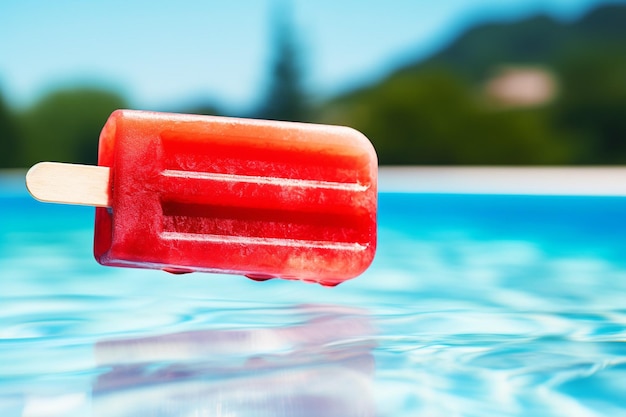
<box><xmin>160</xmin><ymin>200</ymin><xmax>371</xmax><ymax>243</ymax></box>
<box><xmin>161</xmin><ymin>170</ymin><xmax>369</xmax><ymax>192</ymax></box>
<box><xmin>157</xmin><ymin>170</ymin><xmax>370</xmax><ymax>213</ymax></box>
<box><xmin>159</xmin><ymin>165</ymin><xmax>372</xmax><ymax>244</ymax></box>
<box><xmin>160</xmin><ymin>232</ymin><xmax>367</xmax><ymax>251</ymax></box>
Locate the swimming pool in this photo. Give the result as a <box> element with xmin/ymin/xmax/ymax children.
<box><xmin>1</xmin><ymin>169</ymin><xmax>625</xmax><ymax>416</ymax></box>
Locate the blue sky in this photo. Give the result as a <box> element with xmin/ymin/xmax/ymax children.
<box><xmin>0</xmin><ymin>0</ymin><xmax>620</xmax><ymax>112</ymax></box>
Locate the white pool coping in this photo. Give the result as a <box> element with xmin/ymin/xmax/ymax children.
<box><xmin>3</xmin><ymin>167</ymin><xmax>626</xmax><ymax>196</ymax></box>
<box><xmin>378</xmin><ymin>166</ymin><xmax>626</xmax><ymax>196</ymax></box>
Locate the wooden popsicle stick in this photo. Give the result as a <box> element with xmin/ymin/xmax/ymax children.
<box><xmin>26</xmin><ymin>162</ymin><xmax>112</xmax><ymax>207</ymax></box>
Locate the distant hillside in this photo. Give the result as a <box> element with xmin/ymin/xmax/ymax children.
<box><xmin>320</xmin><ymin>3</ymin><xmax>626</xmax><ymax>165</ymax></box>
<box><xmin>402</xmin><ymin>3</ymin><xmax>626</xmax><ymax>81</ymax></box>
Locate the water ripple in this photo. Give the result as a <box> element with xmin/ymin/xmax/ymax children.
<box><xmin>3</xmin><ymin>189</ymin><xmax>626</xmax><ymax>415</ymax></box>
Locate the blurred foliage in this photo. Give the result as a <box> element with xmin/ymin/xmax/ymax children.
<box><xmin>320</xmin><ymin>68</ymin><xmax>573</xmax><ymax>164</ymax></box>
<box><xmin>0</xmin><ymin>92</ymin><xmax>20</xmax><ymax>168</ymax></box>
<box><xmin>254</xmin><ymin>2</ymin><xmax>311</xmax><ymax>122</ymax></box>
<box><xmin>317</xmin><ymin>3</ymin><xmax>626</xmax><ymax>165</ymax></box>
<box><xmin>415</xmin><ymin>4</ymin><xmax>626</xmax><ymax>82</ymax></box>
<box><xmin>18</xmin><ymin>88</ymin><xmax>126</xmax><ymax>167</ymax></box>
<box><xmin>551</xmin><ymin>47</ymin><xmax>626</xmax><ymax>163</ymax></box>
<box><xmin>1</xmin><ymin>3</ymin><xmax>626</xmax><ymax>168</ymax></box>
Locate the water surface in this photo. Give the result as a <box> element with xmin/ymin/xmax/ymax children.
<box><xmin>1</xmin><ymin>175</ymin><xmax>626</xmax><ymax>416</ymax></box>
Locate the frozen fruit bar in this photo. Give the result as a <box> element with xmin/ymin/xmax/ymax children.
<box><xmin>90</xmin><ymin>110</ymin><xmax>377</xmax><ymax>285</ymax></box>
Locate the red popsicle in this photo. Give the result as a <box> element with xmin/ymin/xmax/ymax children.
<box><xmin>26</xmin><ymin>110</ymin><xmax>377</xmax><ymax>286</ymax></box>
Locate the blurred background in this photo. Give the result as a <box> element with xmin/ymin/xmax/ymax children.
<box><xmin>1</xmin><ymin>0</ymin><xmax>625</xmax><ymax>168</ymax></box>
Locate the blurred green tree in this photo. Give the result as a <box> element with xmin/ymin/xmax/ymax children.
<box><xmin>552</xmin><ymin>48</ymin><xmax>626</xmax><ymax>163</ymax></box>
<box><xmin>0</xmin><ymin>91</ymin><xmax>21</xmax><ymax>168</ymax></box>
<box><xmin>422</xmin><ymin>15</ymin><xmax>568</xmax><ymax>82</ymax></box>
<box><xmin>255</xmin><ymin>1</ymin><xmax>311</xmax><ymax>122</ymax></box>
<box><xmin>318</xmin><ymin>3</ymin><xmax>626</xmax><ymax>165</ymax></box>
<box><xmin>19</xmin><ymin>87</ymin><xmax>126</xmax><ymax>167</ymax></box>
<box><xmin>321</xmin><ymin>68</ymin><xmax>574</xmax><ymax>165</ymax></box>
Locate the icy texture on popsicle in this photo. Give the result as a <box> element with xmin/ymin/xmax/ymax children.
<box><xmin>94</xmin><ymin>110</ymin><xmax>377</xmax><ymax>285</ymax></box>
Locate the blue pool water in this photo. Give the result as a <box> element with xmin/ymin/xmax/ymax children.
<box><xmin>1</xmin><ymin>173</ymin><xmax>626</xmax><ymax>416</ymax></box>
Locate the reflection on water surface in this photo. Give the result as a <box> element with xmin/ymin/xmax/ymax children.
<box><xmin>93</xmin><ymin>305</ymin><xmax>375</xmax><ymax>417</ymax></box>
